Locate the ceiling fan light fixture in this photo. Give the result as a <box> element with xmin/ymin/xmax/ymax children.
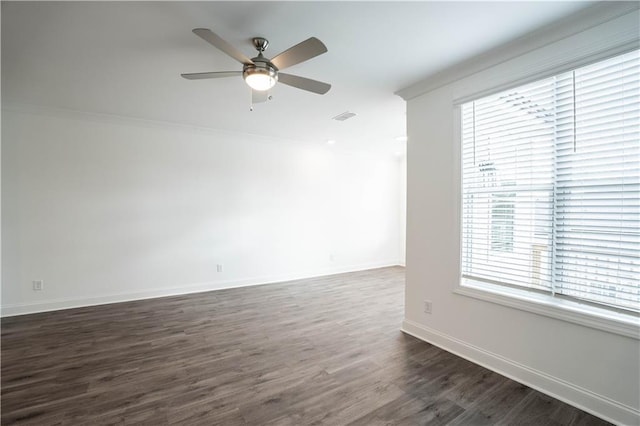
<box><xmin>244</xmin><ymin>67</ymin><xmax>277</xmax><ymax>91</ymax></box>
<box><xmin>183</xmin><ymin>29</ymin><xmax>330</xmax><ymax>96</ymax></box>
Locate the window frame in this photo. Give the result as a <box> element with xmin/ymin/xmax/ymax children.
<box><xmin>452</xmin><ymin>52</ymin><xmax>640</xmax><ymax>338</ymax></box>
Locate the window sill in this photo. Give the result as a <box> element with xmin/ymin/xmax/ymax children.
<box><xmin>455</xmin><ymin>279</ymin><xmax>640</xmax><ymax>339</ymax></box>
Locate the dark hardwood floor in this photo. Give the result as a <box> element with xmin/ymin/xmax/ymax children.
<box><xmin>2</xmin><ymin>267</ymin><xmax>610</xmax><ymax>425</ymax></box>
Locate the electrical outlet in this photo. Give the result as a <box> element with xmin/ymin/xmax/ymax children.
<box><xmin>423</xmin><ymin>300</ymin><xmax>432</xmax><ymax>314</ymax></box>
<box><xmin>216</xmin><ymin>264</ymin><xmax>224</xmax><ymax>273</ymax></box>
<box><xmin>32</xmin><ymin>280</ymin><xmax>44</xmax><ymax>291</ymax></box>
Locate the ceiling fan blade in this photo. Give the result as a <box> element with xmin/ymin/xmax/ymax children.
<box><xmin>192</xmin><ymin>28</ymin><xmax>254</xmax><ymax>65</ymax></box>
<box><xmin>181</xmin><ymin>71</ymin><xmax>241</xmax><ymax>80</ymax></box>
<box><xmin>252</xmin><ymin>90</ymin><xmax>269</xmax><ymax>104</ymax></box>
<box><xmin>270</xmin><ymin>37</ymin><xmax>327</xmax><ymax>70</ymax></box>
<box><xmin>278</xmin><ymin>73</ymin><xmax>331</xmax><ymax>95</ymax></box>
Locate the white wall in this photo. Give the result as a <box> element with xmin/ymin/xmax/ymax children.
<box><xmin>1</xmin><ymin>106</ymin><xmax>403</xmax><ymax>315</ymax></box>
<box><xmin>399</xmin><ymin>155</ymin><xmax>406</xmax><ymax>266</ymax></box>
<box><xmin>400</xmin><ymin>4</ymin><xmax>639</xmax><ymax>426</ymax></box>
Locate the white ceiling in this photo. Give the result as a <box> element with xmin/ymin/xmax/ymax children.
<box><xmin>2</xmin><ymin>1</ymin><xmax>594</xmax><ymax>155</ymax></box>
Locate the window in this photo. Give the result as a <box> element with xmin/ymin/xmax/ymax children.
<box><xmin>461</xmin><ymin>49</ymin><xmax>639</xmax><ymax>313</ymax></box>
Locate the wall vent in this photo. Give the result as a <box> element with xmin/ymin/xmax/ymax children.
<box><xmin>332</xmin><ymin>111</ymin><xmax>356</xmax><ymax>121</ymax></box>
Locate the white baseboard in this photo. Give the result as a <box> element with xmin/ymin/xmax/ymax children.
<box><xmin>401</xmin><ymin>319</ymin><xmax>639</xmax><ymax>426</ymax></box>
<box><xmin>0</xmin><ymin>261</ymin><xmax>403</xmax><ymax>317</ymax></box>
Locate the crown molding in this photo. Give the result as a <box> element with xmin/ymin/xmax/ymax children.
<box><xmin>396</xmin><ymin>2</ymin><xmax>640</xmax><ymax>101</ymax></box>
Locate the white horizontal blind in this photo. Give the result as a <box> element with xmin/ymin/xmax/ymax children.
<box><xmin>461</xmin><ymin>49</ymin><xmax>640</xmax><ymax>312</ymax></box>
<box><xmin>554</xmin><ymin>50</ymin><xmax>640</xmax><ymax>311</ymax></box>
<box><xmin>461</xmin><ymin>77</ymin><xmax>556</xmax><ymax>292</ymax></box>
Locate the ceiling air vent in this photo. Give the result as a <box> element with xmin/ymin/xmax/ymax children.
<box><xmin>332</xmin><ymin>111</ymin><xmax>356</xmax><ymax>121</ymax></box>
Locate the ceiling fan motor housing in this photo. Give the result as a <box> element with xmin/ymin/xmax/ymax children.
<box><xmin>243</xmin><ymin>55</ymin><xmax>278</xmax><ymax>90</ymax></box>
<box><xmin>252</xmin><ymin>37</ymin><xmax>269</xmax><ymax>52</ymax></box>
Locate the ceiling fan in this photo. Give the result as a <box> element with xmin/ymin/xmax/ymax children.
<box><xmin>181</xmin><ymin>28</ymin><xmax>331</xmax><ymax>104</ymax></box>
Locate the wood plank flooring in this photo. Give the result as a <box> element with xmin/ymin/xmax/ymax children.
<box><xmin>1</xmin><ymin>267</ymin><xmax>610</xmax><ymax>425</ymax></box>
